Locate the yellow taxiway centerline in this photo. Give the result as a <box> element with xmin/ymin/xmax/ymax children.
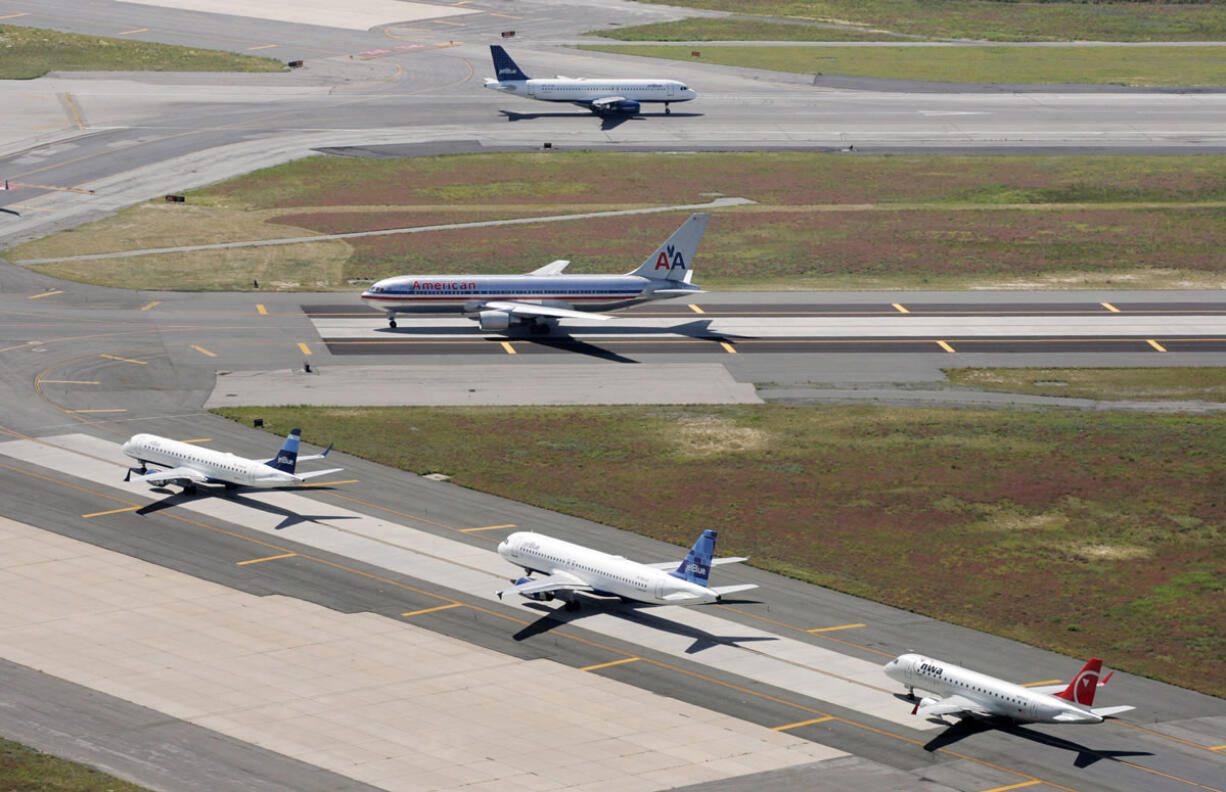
<box><xmin>118</xmin><ymin>27</ymin><xmax>148</xmax><ymax>35</ymax></box>
<box><xmin>180</xmin><ymin>438</ymin><xmax>211</xmax><ymax>443</ymax></box>
<box><xmin>69</xmin><ymin>409</ymin><xmax>126</xmax><ymax>414</ymax></box>
<box><xmin>807</xmin><ymin>623</ymin><xmax>866</xmax><ymax>634</ymax></box>
<box><xmin>300</xmin><ymin>479</ymin><xmax>358</xmax><ymax>487</ymax></box>
<box><xmin>773</xmin><ymin>716</ymin><xmax>833</xmax><ymax>731</ymax></box>
<box><xmin>720</xmin><ymin>342</ymin><xmax>737</xmax><ymax>354</ymax></box>
<box><xmin>236</xmin><ymin>552</ymin><xmax>299</xmax><ymax>566</ymax></box>
<box><xmin>401</xmin><ymin>602</ymin><xmax>464</xmax><ymax>617</ymax></box>
<box><xmin>580</xmin><ymin>657</ymin><xmax>641</xmax><ymax>672</ymax></box>
<box><xmin>979</xmin><ymin>781</ymin><xmax>1042</xmax><ymax>792</ymax></box>
<box><xmin>139</xmin><ymin>301</ymin><xmax>160</xmax><ymax>311</ymax></box>
<box><xmin>1147</xmin><ymin>339</ymin><xmax>1167</xmax><ymax>352</ymax></box>
<box><xmin>689</xmin><ymin>304</ymin><xmax>705</xmax><ymax>314</ymax></box>
<box><xmin>248</xmin><ymin>44</ymin><xmax>278</xmax><ymax>50</ymax></box>
<box><xmin>190</xmin><ymin>345</ymin><xmax>217</xmax><ymax>357</ymax></box>
<box><xmin>28</xmin><ymin>290</ymin><xmax>64</xmax><ymax>299</ymax></box>
<box><xmin>297</xmin><ymin>342</ymin><xmax>311</xmax><ymax>356</ymax></box>
<box><xmin>936</xmin><ymin>340</ymin><xmax>956</xmax><ymax>353</ymax></box>
<box><xmin>500</xmin><ymin>341</ymin><xmax>516</xmax><ymax>355</ymax></box>
<box><xmin>256</xmin><ymin>304</ymin><xmax>267</xmax><ymax>315</ymax></box>
<box><xmin>0</xmin><ymin>12</ymin><xmax>30</xmax><ymax>19</ymax></box>
<box><xmin>99</xmin><ymin>353</ymin><xmax>147</xmax><ymax>365</ymax></box>
<box><xmin>460</xmin><ymin>523</ymin><xmax>517</xmax><ymax>533</ymax></box>
<box><xmin>1102</xmin><ymin>302</ymin><xmax>1121</xmax><ymax>313</ymax></box>
<box><xmin>82</xmin><ymin>505</ymin><xmax>142</xmax><ymax>518</ymax></box>
<box><xmin>38</xmin><ymin>380</ymin><xmax>99</xmax><ymax>385</ymax></box>
<box><xmin>892</xmin><ymin>303</ymin><xmax>909</xmax><ymax>314</ymax></box>
<box><xmin>1020</xmin><ymin>679</ymin><xmax>1062</xmax><ymax>688</ymax></box>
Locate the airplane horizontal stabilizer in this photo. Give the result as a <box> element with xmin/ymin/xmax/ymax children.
<box><xmin>648</xmin><ymin>288</ymin><xmax>706</xmax><ymax>297</ymax></box>
<box><xmin>481</xmin><ymin>301</ymin><xmax>613</xmax><ymax>322</ymax></box>
<box><xmin>645</xmin><ymin>556</ymin><xmax>748</xmax><ymax>570</ymax></box>
<box><xmin>294</xmin><ymin>468</ymin><xmax>345</xmax><ymax>481</ymax></box>
<box><xmin>1091</xmin><ymin>705</ymin><xmax>1135</xmax><ymax>718</ymax></box>
<box><xmin>296</xmin><ymin>442</ymin><xmax>333</xmax><ymax>463</ymax></box>
<box><xmin>527</xmin><ymin>259</ymin><xmax>570</xmax><ymax>276</ymax></box>
<box><xmin>709</xmin><ymin>583</ymin><xmax>758</xmax><ymax>598</ymax></box>
<box><xmin>132</xmin><ymin>466</ymin><xmax>208</xmax><ymax>484</ymax></box>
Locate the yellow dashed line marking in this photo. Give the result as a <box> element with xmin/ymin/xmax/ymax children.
<box><xmin>689</xmin><ymin>304</ymin><xmax>705</xmax><ymax>314</ymax></box>
<box><xmin>500</xmin><ymin>341</ymin><xmax>516</xmax><ymax>355</ymax></box>
<box><xmin>1147</xmin><ymin>339</ymin><xmax>1167</xmax><ymax>352</ymax></box>
<box><xmin>298</xmin><ymin>342</ymin><xmax>311</xmax><ymax>356</ymax></box>
<box><xmin>28</xmin><ymin>290</ymin><xmax>63</xmax><ymax>299</ymax></box>
<box><xmin>100</xmin><ymin>353</ymin><xmax>147</xmax><ymax>365</ymax></box>
<box><xmin>460</xmin><ymin>523</ymin><xmax>517</xmax><ymax>533</ymax></box>
<box><xmin>82</xmin><ymin>506</ymin><xmax>142</xmax><ymax>518</ymax></box>
<box><xmin>489</xmin><ymin>12</ymin><xmax>522</xmax><ymax>18</ymax></box>
<box><xmin>1210</xmin><ymin>745</ymin><xmax>1226</xmax><ymax>751</ymax></box>
<box><xmin>936</xmin><ymin>340</ymin><xmax>956</xmax><ymax>353</ymax></box>
<box><xmin>432</xmin><ymin>19</ymin><xmax>464</xmax><ymax>25</ymax></box>
<box><xmin>401</xmin><ymin>603</ymin><xmax>464</xmax><ymax>617</ymax></box>
<box><xmin>61</xmin><ymin>93</ymin><xmax>85</xmax><ymax>130</ymax></box>
<box><xmin>256</xmin><ymin>304</ymin><xmax>268</xmax><ymax>315</ymax></box>
<box><xmin>719</xmin><ymin>341</ymin><xmax>737</xmax><ymax>354</ymax></box>
<box><xmin>773</xmin><ymin>716</ymin><xmax>833</xmax><ymax>731</ymax></box>
<box><xmin>807</xmin><ymin>623</ymin><xmax>865</xmax><ymax>634</ymax></box>
<box><xmin>248</xmin><ymin>44</ymin><xmax>278</xmax><ymax>50</ymax></box>
<box><xmin>892</xmin><ymin>303</ymin><xmax>909</xmax><ymax>314</ymax></box>
<box><xmin>300</xmin><ymin>479</ymin><xmax>359</xmax><ymax>487</ymax></box>
<box><xmin>236</xmin><ymin>552</ymin><xmax>298</xmax><ymax>566</ymax></box>
<box><xmin>38</xmin><ymin>380</ymin><xmax>99</xmax><ymax>385</ymax></box>
<box><xmin>1102</xmin><ymin>302</ymin><xmax>1120</xmax><ymax>313</ymax></box>
<box><xmin>0</xmin><ymin>12</ymin><xmax>30</xmax><ymax>19</ymax></box>
<box><xmin>69</xmin><ymin>409</ymin><xmax>126</xmax><ymax>414</ymax></box>
<box><xmin>1020</xmin><ymin>679</ymin><xmax>1061</xmax><ymax>688</ymax></box>
<box><xmin>979</xmin><ymin>781</ymin><xmax>1042</xmax><ymax>792</ymax></box>
<box><xmin>180</xmin><ymin>438</ymin><xmax>212</xmax><ymax>443</ymax></box>
<box><xmin>580</xmin><ymin>657</ymin><xmax>641</xmax><ymax>672</ymax></box>
<box><xmin>190</xmin><ymin>344</ymin><xmax>217</xmax><ymax>357</ymax></box>
<box><xmin>118</xmin><ymin>27</ymin><xmax>148</xmax><ymax>35</ymax></box>
<box><xmin>139</xmin><ymin>301</ymin><xmax>160</xmax><ymax>311</ymax></box>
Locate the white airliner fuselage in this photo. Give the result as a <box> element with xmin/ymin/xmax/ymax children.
<box><xmin>497</xmin><ymin>530</ymin><xmax>755</xmax><ymax>608</ymax></box>
<box><xmin>884</xmin><ymin>653</ymin><xmax>1133</xmax><ymax>724</ymax></box>
<box><xmin>122</xmin><ymin>429</ymin><xmax>340</xmax><ymax>491</ymax></box>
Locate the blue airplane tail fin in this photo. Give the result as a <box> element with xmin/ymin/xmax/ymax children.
<box><xmin>670</xmin><ymin>529</ymin><xmax>717</xmax><ymax>586</ymax></box>
<box><xmin>491</xmin><ymin>45</ymin><xmax>530</xmax><ymax>81</ymax></box>
<box><xmin>266</xmin><ymin>428</ymin><xmax>301</xmax><ymax>473</ymax></box>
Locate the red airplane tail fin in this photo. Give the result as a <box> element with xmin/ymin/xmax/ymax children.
<box><xmin>1055</xmin><ymin>657</ymin><xmax>1104</xmax><ymax>706</ymax></box>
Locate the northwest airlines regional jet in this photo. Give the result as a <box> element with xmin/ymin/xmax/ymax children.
<box><xmin>483</xmin><ymin>45</ymin><xmax>697</xmax><ymax>115</ymax></box>
<box><xmin>497</xmin><ymin>529</ymin><xmax>757</xmax><ymax>610</ymax></box>
<box><xmin>885</xmin><ymin>653</ymin><xmax>1134</xmax><ymax>724</ymax></box>
<box><xmin>122</xmin><ymin>428</ymin><xmax>342</xmax><ymax>493</ymax></box>
<box><xmin>361</xmin><ymin>212</ymin><xmax>709</xmax><ymax>331</ymax></box>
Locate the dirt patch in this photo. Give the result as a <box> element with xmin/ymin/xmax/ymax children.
<box><xmin>672</xmin><ymin>416</ymin><xmax>769</xmax><ymax>457</ymax></box>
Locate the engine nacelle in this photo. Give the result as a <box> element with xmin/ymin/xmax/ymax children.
<box><xmin>478</xmin><ymin>310</ymin><xmax>513</xmax><ymax>331</ymax></box>
<box><xmin>912</xmin><ymin>696</ymin><xmax>939</xmax><ymax>715</ymax></box>
<box><xmin>513</xmin><ymin>576</ymin><xmax>554</xmax><ymax>601</ymax></box>
<box><xmin>615</xmin><ymin>100</ymin><xmax>641</xmax><ymax>115</ymax></box>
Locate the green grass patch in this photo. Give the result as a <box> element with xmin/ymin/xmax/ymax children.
<box><xmin>16</xmin><ymin>152</ymin><xmax>1226</xmax><ymax>291</ymax></box>
<box><xmin>0</xmin><ymin>24</ymin><xmax>285</xmax><ymax>79</ymax></box>
<box><xmin>0</xmin><ymin>735</ymin><xmax>155</xmax><ymax>791</ymax></box>
<box><xmin>214</xmin><ymin>404</ymin><xmax>1226</xmax><ymax>697</ymax></box>
<box><xmin>626</xmin><ymin>0</ymin><xmax>1226</xmax><ymax>42</ymax></box>
<box><xmin>582</xmin><ymin>43</ymin><xmax>1226</xmax><ymax>86</ymax></box>
<box><xmin>946</xmin><ymin>367</ymin><xmax>1226</xmax><ymax>402</ymax></box>
<box><xmin>592</xmin><ymin>17</ymin><xmax>906</xmax><ymax>41</ymax></box>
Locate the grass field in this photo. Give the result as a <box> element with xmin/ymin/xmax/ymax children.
<box><xmin>14</xmin><ymin>152</ymin><xmax>1226</xmax><ymax>292</ymax></box>
<box><xmin>0</xmin><ymin>24</ymin><xmax>284</xmax><ymax>79</ymax></box>
<box><xmin>624</xmin><ymin>0</ymin><xmax>1226</xmax><ymax>42</ymax></box>
<box><xmin>946</xmin><ymin>367</ymin><xmax>1226</xmax><ymax>402</ymax></box>
<box><xmin>591</xmin><ymin>17</ymin><xmax>908</xmax><ymax>41</ymax></box>
<box><xmin>214</xmin><ymin>403</ymin><xmax>1226</xmax><ymax>698</ymax></box>
<box><xmin>582</xmin><ymin>43</ymin><xmax>1226</xmax><ymax>86</ymax></box>
<box><xmin>0</xmin><ymin>735</ymin><xmax>153</xmax><ymax>791</ymax></box>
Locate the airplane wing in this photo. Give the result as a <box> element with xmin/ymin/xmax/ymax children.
<box><xmin>1089</xmin><ymin>705</ymin><xmax>1135</xmax><ymax>718</ymax></box>
<box><xmin>916</xmin><ymin>695</ymin><xmax>992</xmax><ymax>718</ymax></box>
<box><xmin>644</xmin><ymin>557</ymin><xmax>749</xmax><ymax>570</ymax></box>
<box><xmin>481</xmin><ymin>300</ymin><xmax>613</xmax><ymax>322</ymax></box>
<box><xmin>527</xmin><ymin>259</ymin><xmax>570</xmax><ymax>276</ymax></box>
<box><xmin>589</xmin><ymin>96</ymin><xmax>631</xmax><ymax>110</ymax></box>
<box><xmin>132</xmin><ymin>466</ymin><xmax>209</xmax><ymax>484</ymax></box>
<box><xmin>294</xmin><ymin>468</ymin><xmax>345</xmax><ymax>481</ymax></box>
<box><xmin>497</xmin><ymin>571</ymin><xmax>592</xmax><ymax>600</ymax></box>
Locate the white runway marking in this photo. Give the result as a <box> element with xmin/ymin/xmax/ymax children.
<box><xmin>0</xmin><ymin>433</ymin><xmax>936</xmax><ymax>730</ymax></box>
<box><xmin>116</xmin><ymin>0</ymin><xmax>477</xmax><ymax>30</ymax></box>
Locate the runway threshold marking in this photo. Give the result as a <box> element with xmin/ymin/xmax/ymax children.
<box><xmin>719</xmin><ymin>341</ymin><xmax>737</xmax><ymax>354</ymax></box>
<box><xmin>1147</xmin><ymin>339</ymin><xmax>1168</xmax><ymax>352</ymax></box>
<box><xmin>806</xmin><ymin>623</ymin><xmax>865</xmax><ymax>634</ymax></box>
<box><xmin>236</xmin><ymin>552</ymin><xmax>298</xmax><ymax>566</ymax></box>
<box><xmin>580</xmin><ymin>657</ymin><xmax>640</xmax><ymax>672</ymax></box>
<box><xmin>190</xmin><ymin>345</ymin><xmax>217</xmax><ymax>357</ymax></box>
<box><xmin>892</xmin><ymin>303</ymin><xmax>909</xmax><ymax>314</ymax></box>
<box><xmin>256</xmin><ymin>304</ymin><xmax>267</xmax><ymax>315</ymax></box>
<box><xmin>99</xmin><ymin>353</ymin><xmax>146</xmax><ymax>365</ymax></box>
<box><xmin>499</xmin><ymin>341</ymin><xmax>516</xmax><ymax>355</ymax></box>
<box><xmin>1020</xmin><ymin>679</ymin><xmax>1061</xmax><ymax>688</ymax></box>
<box><xmin>772</xmin><ymin>716</ymin><xmax>833</xmax><ymax>731</ymax></box>
<box><xmin>460</xmin><ymin>523</ymin><xmax>517</xmax><ymax>533</ymax></box>
<box><xmin>81</xmin><ymin>505</ymin><xmax>142</xmax><ymax>518</ymax></box>
<box><xmin>28</xmin><ymin>290</ymin><xmax>63</xmax><ymax>299</ymax></box>
<box><xmin>298</xmin><ymin>342</ymin><xmax>311</xmax><ymax>356</ymax></box>
<box><xmin>139</xmin><ymin>301</ymin><xmax>160</xmax><ymax>311</ymax></box>
<box><xmin>401</xmin><ymin>602</ymin><xmax>463</xmax><ymax>617</ymax></box>
<box><xmin>1102</xmin><ymin>302</ymin><xmax>1121</xmax><ymax>313</ymax></box>
<box><xmin>689</xmin><ymin>304</ymin><xmax>705</xmax><ymax>314</ymax></box>
<box><xmin>979</xmin><ymin>781</ymin><xmax>1042</xmax><ymax>792</ymax></box>
<box><xmin>936</xmin><ymin>340</ymin><xmax>956</xmax><ymax>353</ymax></box>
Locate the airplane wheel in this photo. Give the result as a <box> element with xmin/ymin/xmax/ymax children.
<box><xmin>388</xmin><ymin>319</ymin><xmax>397</xmax><ymax>328</ymax></box>
<box><xmin>530</xmin><ymin>323</ymin><xmax>550</xmax><ymax>335</ymax></box>
<box><xmin>665</xmin><ymin>106</ymin><xmax>671</xmax><ymax>115</ymax></box>
<box><xmin>564</xmin><ymin>599</ymin><xmax>580</xmax><ymax>612</ymax></box>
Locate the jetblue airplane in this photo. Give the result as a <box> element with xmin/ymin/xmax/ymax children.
<box><xmin>122</xmin><ymin>428</ymin><xmax>342</xmax><ymax>493</ymax></box>
<box><xmin>483</xmin><ymin>45</ymin><xmax>697</xmax><ymax>115</ymax></box>
<box><xmin>884</xmin><ymin>653</ymin><xmax>1134</xmax><ymax>724</ymax></box>
<box><xmin>361</xmin><ymin>212</ymin><xmax>709</xmax><ymax>332</ymax></box>
<box><xmin>496</xmin><ymin>529</ymin><xmax>757</xmax><ymax>611</ymax></box>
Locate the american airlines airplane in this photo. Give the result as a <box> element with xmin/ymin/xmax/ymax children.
<box><xmin>483</xmin><ymin>45</ymin><xmax>697</xmax><ymax>115</ymax></box>
<box><xmin>360</xmin><ymin>212</ymin><xmax>709</xmax><ymax>331</ymax></box>
<box><xmin>884</xmin><ymin>652</ymin><xmax>1134</xmax><ymax>724</ymax></box>
<box><xmin>122</xmin><ymin>428</ymin><xmax>342</xmax><ymax>493</ymax></box>
<box><xmin>496</xmin><ymin>529</ymin><xmax>757</xmax><ymax>610</ymax></box>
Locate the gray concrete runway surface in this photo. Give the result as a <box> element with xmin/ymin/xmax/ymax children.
<box><xmin>1</xmin><ymin>1</ymin><xmax>1225</xmax><ymax>790</ymax></box>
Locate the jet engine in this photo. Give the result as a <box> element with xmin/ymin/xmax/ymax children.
<box><xmin>513</xmin><ymin>577</ymin><xmax>554</xmax><ymax>601</ymax></box>
<box><xmin>478</xmin><ymin>310</ymin><xmax>513</xmax><ymax>331</ymax></box>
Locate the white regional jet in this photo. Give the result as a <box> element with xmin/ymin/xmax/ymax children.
<box><xmin>122</xmin><ymin>428</ymin><xmax>342</xmax><ymax>493</ymax></box>
<box><xmin>361</xmin><ymin>212</ymin><xmax>709</xmax><ymax>332</ymax></box>
<box><xmin>497</xmin><ymin>529</ymin><xmax>757</xmax><ymax>610</ymax></box>
<box><xmin>884</xmin><ymin>653</ymin><xmax>1134</xmax><ymax>724</ymax></box>
<box><xmin>484</xmin><ymin>45</ymin><xmax>697</xmax><ymax>115</ymax></box>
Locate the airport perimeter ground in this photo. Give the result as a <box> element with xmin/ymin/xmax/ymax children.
<box><xmin>2</xmin><ymin>1</ymin><xmax>1226</xmax><ymax>791</ymax></box>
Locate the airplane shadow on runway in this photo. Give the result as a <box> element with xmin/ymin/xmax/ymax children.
<box><xmin>498</xmin><ymin>109</ymin><xmax>702</xmax><ymax>131</ymax></box>
<box><xmin>137</xmin><ymin>487</ymin><xmax>359</xmax><ymax>530</ymax></box>
<box><xmin>909</xmin><ymin>704</ymin><xmax>1154</xmax><ymax>767</ymax></box>
<box><xmin>511</xmin><ymin>594</ymin><xmax>773</xmax><ymax>654</ymax></box>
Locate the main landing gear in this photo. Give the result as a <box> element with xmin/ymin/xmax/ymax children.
<box><xmin>664</xmin><ymin>102</ymin><xmax>672</xmax><ymax>115</ymax></box>
<box><xmin>386</xmin><ymin>313</ymin><xmax>397</xmax><ymax>329</ymax></box>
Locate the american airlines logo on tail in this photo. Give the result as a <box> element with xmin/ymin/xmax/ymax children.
<box><xmin>654</xmin><ymin>244</ymin><xmax>686</xmax><ymax>271</ymax></box>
